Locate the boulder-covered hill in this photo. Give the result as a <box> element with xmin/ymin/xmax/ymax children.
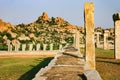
<box><xmin>0</xmin><ymin>19</ymin><xmax>14</xmax><ymax>32</ymax></box>
<box><xmin>0</xmin><ymin>12</ymin><xmax>84</xmax><ymax>46</ymax></box>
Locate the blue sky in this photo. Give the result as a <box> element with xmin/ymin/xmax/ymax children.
<box><xmin>0</xmin><ymin>0</ymin><xmax>120</xmax><ymax>28</ymax></box>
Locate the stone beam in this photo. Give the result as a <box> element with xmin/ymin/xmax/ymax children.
<box><xmin>84</xmin><ymin>2</ymin><xmax>95</xmax><ymax>69</ymax></box>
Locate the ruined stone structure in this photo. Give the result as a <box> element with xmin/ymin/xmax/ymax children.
<box><xmin>95</xmin><ymin>32</ymin><xmax>102</xmax><ymax>48</ymax></box>
<box><xmin>59</xmin><ymin>44</ymin><xmax>62</xmax><ymax>50</ymax></box>
<box><xmin>8</xmin><ymin>44</ymin><xmax>12</xmax><ymax>52</ymax></box>
<box><xmin>36</xmin><ymin>44</ymin><xmax>40</xmax><ymax>51</ymax></box>
<box><xmin>50</xmin><ymin>44</ymin><xmax>53</xmax><ymax>51</ymax></box>
<box><xmin>14</xmin><ymin>44</ymin><xmax>20</xmax><ymax>52</ymax></box>
<box><xmin>43</xmin><ymin>44</ymin><xmax>47</xmax><ymax>51</ymax></box>
<box><xmin>113</xmin><ymin>13</ymin><xmax>120</xmax><ymax>59</ymax></box>
<box><xmin>103</xmin><ymin>30</ymin><xmax>109</xmax><ymax>50</ymax></box>
<box><xmin>84</xmin><ymin>2</ymin><xmax>95</xmax><ymax>70</ymax></box>
<box><xmin>74</xmin><ymin>30</ymin><xmax>80</xmax><ymax>49</ymax></box>
<box><xmin>22</xmin><ymin>44</ymin><xmax>26</xmax><ymax>51</ymax></box>
<box><xmin>29</xmin><ymin>44</ymin><xmax>33</xmax><ymax>51</ymax></box>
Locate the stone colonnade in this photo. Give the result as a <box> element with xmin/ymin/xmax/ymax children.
<box><xmin>7</xmin><ymin>43</ymin><xmax>63</xmax><ymax>52</ymax></box>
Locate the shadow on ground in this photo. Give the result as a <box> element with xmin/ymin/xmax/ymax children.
<box><xmin>96</xmin><ymin>57</ymin><xmax>120</xmax><ymax>65</ymax></box>
<box><xmin>18</xmin><ymin>57</ymin><xmax>53</xmax><ymax>80</ymax></box>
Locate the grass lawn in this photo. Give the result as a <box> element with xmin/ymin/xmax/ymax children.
<box><xmin>0</xmin><ymin>57</ymin><xmax>53</xmax><ymax>80</ymax></box>
<box><xmin>96</xmin><ymin>48</ymin><xmax>120</xmax><ymax>80</ymax></box>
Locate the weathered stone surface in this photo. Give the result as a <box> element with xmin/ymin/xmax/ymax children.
<box><xmin>113</xmin><ymin>13</ymin><xmax>120</xmax><ymax>59</ymax></box>
<box><xmin>84</xmin><ymin>2</ymin><xmax>95</xmax><ymax>70</ymax></box>
<box><xmin>103</xmin><ymin>30</ymin><xmax>109</xmax><ymax>50</ymax></box>
<box><xmin>84</xmin><ymin>70</ymin><xmax>102</xmax><ymax>80</ymax></box>
<box><xmin>33</xmin><ymin>45</ymin><xmax>102</xmax><ymax>80</ymax></box>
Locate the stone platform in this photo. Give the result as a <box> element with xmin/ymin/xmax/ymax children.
<box><xmin>33</xmin><ymin>45</ymin><xmax>102</xmax><ymax>80</ymax></box>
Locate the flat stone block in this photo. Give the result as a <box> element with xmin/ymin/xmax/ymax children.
<box><xmin>84</xmin><ymin>70</ymin><xmax>102</xmax><ymax>80</ymax></box>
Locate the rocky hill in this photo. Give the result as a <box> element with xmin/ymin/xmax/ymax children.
<box><xmin>0</xmin><ymin>19</ymin><xmax>14</xmax><ymax>32</ymax></box>
<box><xmin>0</xmin><ymin>12</ymin><xmax>114</xmax><ymax>48</ymax></box>
<box><xmin>0</xmin><ymin>12</ymin><xmax>84</xmax><ymax>47</ymax></box>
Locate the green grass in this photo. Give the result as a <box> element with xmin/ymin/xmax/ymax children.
<box><xmin>0</xmin><ymin>57</ymin><xmax>53</xmax><ymax>80</ymax></box>
<box><xmin>96</xmin><ymin>48</ymin><xmax>120</xmax><ymax>80</ymax></box>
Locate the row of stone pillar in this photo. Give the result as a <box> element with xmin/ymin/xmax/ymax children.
<box><xmin>95</xmin><ymin>30</ymin><xmax>110</xmax><ymax>50</ymax></box>
<box><xmin>8</xmin><ymin>44</ymin><xmax>63</xmax><ymax>52</ymax></box>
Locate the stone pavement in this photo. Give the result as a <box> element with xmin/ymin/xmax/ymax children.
<box><xmin>33</xmin><ymin>45</ymin><xmax>102</xmax><ymax>80</ymax></box>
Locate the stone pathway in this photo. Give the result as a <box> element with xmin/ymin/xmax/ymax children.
<box><xmin>33</xmin><ymin>45</ymin><xmax>102</xmax><ymax>80</ymax></box>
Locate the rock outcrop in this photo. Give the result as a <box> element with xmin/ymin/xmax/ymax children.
<box><xmin>38</xmin><ymin>12</ymin><xmax>49</xmax><ymax>21</ymax></box>
<box><xmin>0</xmin><ymin>19</ymin><xmax>13</xmax><ymax>32</ymax></box>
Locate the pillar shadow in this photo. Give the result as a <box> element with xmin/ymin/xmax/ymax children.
<box><xmin>96</xmin><ymin>58</ymin><xmax>120</xmax><ymax>65</ymax></box>
<box><xmin>96</xmin><ymin>57</ymin><xmax>114</xmax><ymax>59</ymax></box>
<box><xmin>78</xmin><ymin>74</ymin><xmax>87</xmax><ymax>80</ymax></box>
<box><xmin>18</xmin><ymin>57</ymin><xmax>53</xmax><ymax>80</ymax></box>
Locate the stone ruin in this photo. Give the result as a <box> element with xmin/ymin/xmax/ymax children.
<box><xmin>113</xmin><ymin>13</ymin><xmax>120</xmax><ymax>59</ymax></box>
<box><xmin>6</xmin><ymin>43</ymin><xmax>63</xmax><ymax>52</ymax></box>
<box><xmin>33</xmin><ymin>2</ymin><xmax>102</xmax><ymax>80</ymax></box>
<box><xmin>1</xmin><ymin>1</ymin><xmax>120</xmax><ymax>80</ymax></box>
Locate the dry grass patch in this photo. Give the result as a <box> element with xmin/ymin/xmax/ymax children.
<box><xmin>96</xmin><ymin>48</ymin><xmax>120</xmax><ymax>80</ymax></box>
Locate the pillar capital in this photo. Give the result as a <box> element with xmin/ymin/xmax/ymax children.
<box><xmin>113</xmin><ymin>13</ymin><xmax>120</xmax><ymax>22</ymax></box>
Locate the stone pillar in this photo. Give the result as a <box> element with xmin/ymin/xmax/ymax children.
<box><xmin>8</xmin><ymin>44</ymin><xmax>12</xmax><ymax>52</ymax></box>
<box><xmin>59</xmin><ymin>44</ymin><xmax>62</xmax><ymax>50</ymax></box>
<box><xmin>74</xmin><ymin>30</ymin><xmax>80</xmax><ymax>49</ymax></box>
<box><xmin>29</xmin><ymin>44</ymin><xmax>33</xmax><ymax>51</ymax></box>
<box><xmin>95</xmin><ymin>32</ymin><xmax>101</xmax><ymax>48</ymax></box>
<box><xmin>113</xmin><ymin>13</ymin><xmax>120</xmax><ymax>59</ymax></box>
<box><xmin>103</xmin><ymin>30</ymin><xmax>109</xmax><ymax>50</ymax></box>
<box><xmin>36</xmin><ymin>44</ymin><xmax>40</xmax><ymax>51</ymax></box>
<box><xmin>84</xmin><ymin>2</ymin><xmax>95</xmax><ymax>69</ymax></box>
<box><xmin>22</xmin><ymin>44</ymin><xmax>26</xmax><ymax>51</ymax></box>
<box><xmin>50</xmin><ymin>44</ymin><xmax>53</xmax><ymax>51</ymax></box>
<box><xmin>15</xmin><ymin>44</ymin><xmax>19</xmax><ymax>52</ymax></box>
<box><xmin>43</xmin><ymin>44</ymin><xmax>47</xmax><ymax>51</ymax></box>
